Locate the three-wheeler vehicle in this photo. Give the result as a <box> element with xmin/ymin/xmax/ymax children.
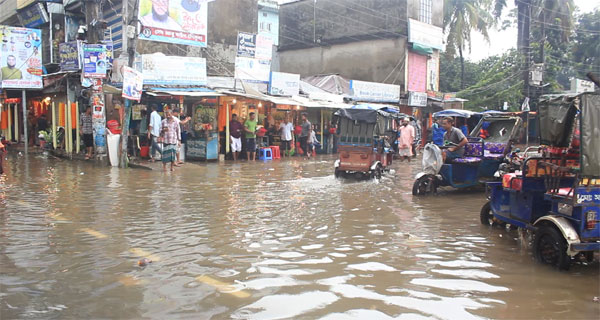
<box><xmin>412</xmin><ymin>113</ymin><xmax>522</xmax><ymax>195</ymax></box>
<box><xmin>333</xmin><ymin>105</ymin><xmax>399</xmax><ymax>179</ymax></box>
<box><xmin>481</xmin><ymin>92</ymin><xmax>600</xmax><ymax>269</ymax></box>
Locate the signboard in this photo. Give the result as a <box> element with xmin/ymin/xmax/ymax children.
<box><xmin>237</xmin><ymin>32</ymin><xmax>256</xmax><ymax>58</ymax></box>
<box><xmin>408</xmin><ymin>18</ymin><xmax>444</xmax><ymax>51</ymax></box>
<box><xmin>122</xmin><ymin>66</ymin><xmax>143</xmax><ymax>101</ymax></box>
<box><xmin>570</xmin><ymin>78</ymin><xmax>595</xmax><ymax>93</ymax></box>
<box><xmin>407</xmin><ymin>51</ymin><xmax>427</xmax><ymax>92</ymax></box>
<box><xmin>0</xmin><ymin>25</ymin><xmax>43</xmax><ymax>89</ymax></box>
<box><xmin>427</xmin><ymin>51</ymin><xmax>439</xmax><ymax>92</ymax></box>
<box><xmin>269</xmin><ymin>71</ymin><xmax>300</xmax><ymax>96</ymax></box>
<box><xmin>255</xmin><ymin>34</ymin><xmax>273</xmax><ymax>60</ymax></box>
<box><xmin>137</xmin><ymin>0</ymin><xmax>209</xmax><ymax>47</ymax></box>
<box><xmin>82</xmin><ymin>44</ymin><xmax>107</xmax><ymax>78</ymax></box>
<box><xmin>17</xmin><ymin>3</ymin><xmax>49</xmax><ymax>28</ymax></box>
<box><xmin>59</xmin><ymin>41</ymin><xmax>81</xmax><ymax>71</ymax></box>
<box><xmin>142</xmin><ymin>54</ymin><xmax>207</xmax><ymax>85</ymax></box>
<box><xmin>408</xmin><ymin>91</ymin><xmax>427</xmax><ymax>107</ymax></box>
<box><xmin>350</xmin><ymin>80</ymin><xmax>400</xmax><ymax>103</ymax></box>
<box><xmin>234</xmin><ymin>57</ymin><xmax>270</xmax><ymax>83</ymax></box>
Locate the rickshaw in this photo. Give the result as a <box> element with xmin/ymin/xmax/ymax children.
<box><xmin>412</xmin><ymin>113</ymin><xmax>522</xmax><ymax>195</ymax></box>
<box><xmin>333</xmin><ymin>105</ymin><xmax>397</xmax><ymax>179</ymax></box>
<box><xmin>481</xmin><ymin>92</ymin><xmax>599</xmax><ymax>269</ymax></box>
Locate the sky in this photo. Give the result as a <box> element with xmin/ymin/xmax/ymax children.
<box><xmin>462</xmin><ymin>0</ymin><xmax>599</xmax><ymax>61</ymax></box>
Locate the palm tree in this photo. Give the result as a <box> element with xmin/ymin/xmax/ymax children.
<box><xmin>443</xmin><ymin>0</ymin><xmax>493</xmax><ymax>89</ymax></box>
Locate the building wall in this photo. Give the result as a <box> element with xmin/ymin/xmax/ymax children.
<box><xmin>258</xmin><ymin>6</ymin><xmax>279</xmax><ymax>46</ymax></box>
<box><xmin>406</xmin><ymin>0</ymin><xmax>443</xmax><ymax>27</ymax></box>
<box><xmin>279</xmin><ymin>0</ymin><xmax>408</xmax><ymax>50</ymax></box>
<box><xmin>279</xmin><ymin>37</ymin><xmax>407</xmax><ymax>86</ymax></box>
<box><xmin>0</xmin><ymin>0</ymin><xmax>18</xmax><ymax>25</ymax></box>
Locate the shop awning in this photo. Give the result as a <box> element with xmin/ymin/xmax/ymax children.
<box><xmin>411</xmin><ymin>43</ymin><xmax>434</xmax><ymax>55</ymax></box>
<box><xmin>147</xmin><ymin>91</ymin><xmax>223</xmax><ymax>97</ymax></box>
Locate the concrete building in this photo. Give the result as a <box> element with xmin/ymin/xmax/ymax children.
<box><xmin>278</xmin><ymin>0</ymin><xmax>444</xmax><ymax>102</ymax></box>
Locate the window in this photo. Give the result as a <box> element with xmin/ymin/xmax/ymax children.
<box><xmin>266</xmin><ymin>23</ymin><xmax>272</xmax><ymax>32</ymax></box>
<box><xmin>419</xmin><ymin>0</ymin><xmax>432</xmax><ymax>24</ymax></box>
<box><xmin>263</xmin><ymin>12</ymin><xmax>268</xmax><ymax>17</ymax></box>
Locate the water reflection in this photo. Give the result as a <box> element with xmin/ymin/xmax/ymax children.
<box><xmin>0</xmin><ymin>153</ymin><xmax>598</xmax><ymax>319</ymax></box>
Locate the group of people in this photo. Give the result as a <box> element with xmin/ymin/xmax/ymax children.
<box><xmin>145</xmin><ymin>105</ymin><xmax>191</xmax><ymax>171</ymax></box>
<box><xmin>228</xmin><ymin>112</ymin><xmax>320</xmax><ymax>161</ymax></box>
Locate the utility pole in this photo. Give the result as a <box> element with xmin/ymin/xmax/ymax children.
<box><xmin>85</xmin><ymin>0</ymin><xmax>102</xmax><ymax>44</ymax></box>
<box><xmin>521</xmin><ymin>0</ymin><xmax>531</xmax><ymax>103</ymax></box>
<box><xmin>119</xmin><ymin>0</ymin><xmax>138</xmax><ymax>168</ymax></box>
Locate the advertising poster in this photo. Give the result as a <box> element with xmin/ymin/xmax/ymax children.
<box><xmin>102</xmin><ymin>40</ymin><xmax>114</xmax><ymax>69</ymax></box>
<box><xmin>82</xmin><ymin>44</ymin><xmax>107</xmax><ymax>78</ymax></box>
<box><xmin>407</xmin><ymin>51</ymin><xmax>427</xmax><ymax>93</ymax></box>
<box><xmin>142</xmin><ymin>54</ymin><xmax>206</xmax><ymax>85</ymax></box>
<box><xmin>137</xmin><ymin>0</ymin><xmax>210</xmax><ymax>47</ymax></box>
<box><xmin>350</xmin><ymin>80</ymin><xmax>400</xmax><ymax>103</ymax></box>
<box><xmin>255</xmin><ymin>34</ymin><xmax>273</xmax><ymax>61</ymax></box>
<box><xmin>122</xmin><ymin>66</ymin><xmax>143</xmax><ymax>101</ymax></box>
<box><xmin>17</xmin><ymin>3</ymin><xmax>49</xmax><ymax>28</ymax></box>
<box><xmin>269</xmin><ymin>71</ymin><xmax>300</xmax><ymax>96</ymax></box>
<box><xmin>234</xmin><ymin>57</ymin><xmax>270</xmax><ymax>83</ymax></box>
<box><xmin>59</xmin><ymin>41</ymin><xmax>80</xmax><ymax>71</ymax></box>
<box><xmin>237</xmin><ymin>32</ymin><xmax>256</xmax><ymax>58</ymax></box>
<box><xmin>0</xmin><ymin>25</ymin><xmax>43</xmax><ymax>89</ymax></box>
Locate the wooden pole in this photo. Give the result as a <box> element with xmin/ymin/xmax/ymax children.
<box><xmin>22</xmin><ymin>90</ymin><xmax>27</xmax><ymax>154</ymax></box>
<box><xmin>66</xmin><ymin>100</ymin><xmax>72</xmax><ymax>154</ymax></box>
<box><xmin>225</xmin><ymin>102</ymin><xmax>230</xmax><ymax>154</ymax></box>
<box><xmin>76</xmin><ymin>101</ymin><xmax>80</xmax><ymax>154</ymax></box>
<box><xmin>14</xmin><ymin>104</ymin><xmax>19</xmax><ymax>143</ymax></box>
<box><xmin>52</xmin><ymin>102</ymin><xmax>57</xmax><ymax>149</ymax></box>
<box><xmin>7</xmin><ymin>104</ymin><xmax>12</xmax><ymax>141</ymax></box>
<box><xmin>320</xmin><ymin>108</ymin><xmax>324</xmax><ymax>146</ymax></box>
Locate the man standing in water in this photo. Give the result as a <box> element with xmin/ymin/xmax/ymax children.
<box><xmin>80</xmin><ymin>106</ymin><xmax>94</xmax><ymax>160</ymax></box>
<box><xmin>229</xmin><ymin>113</ymin><xmax>243</xmax><ymax>161</ymax></box>
<box><xmin>244</xmin><ymin>112</ymin><xmax>258</xmax><ymax>161</ymax></box>
<box><xmin>279</xmin><ymin>116</ymin><xmax>294</xmax><ymax>157</ymax></box>
<box><xmin>160</xmin><ymin>109</ymin><xmax>181</xmax><ymax>172</ymax></box>
<box><xmin>147</xmin><ymin>104</ymin><xmax>162</xmax><ymax>162</ymax></box>
<box><xmin>299</xmin><ymin>113</ymin><xmax>311</xmax><ymax>159</ymax></box>
<box><xmin>397</xmin><ymin>117</ymin><xmax>415</xmax><ymax>162</ymax></box>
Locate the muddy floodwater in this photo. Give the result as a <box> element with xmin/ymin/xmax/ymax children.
<box><xmin>1</xmin><ymin>153</ymin><xmax>599</xmax><ymax>319</ymax></box>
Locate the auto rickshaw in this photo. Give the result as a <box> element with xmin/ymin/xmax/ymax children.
<box><xmin>481</xmin><ymin>92</ymin><xmax>600</xmax><ymax>269</ymax></box>
<box><xmin>413</xmin><ymin>113</ymin><xmax>522</xmax><ymax>195</ymax></box>
<box><xmin>333</xmin><ymin>105</ymin><xmax>397</xmax><ymax>179</ymax></box>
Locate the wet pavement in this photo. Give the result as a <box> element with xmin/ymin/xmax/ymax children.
<box><xmin>1</xmin><ymin>152</ymin><xmax>599</xmax><ymax>319</ymax></box>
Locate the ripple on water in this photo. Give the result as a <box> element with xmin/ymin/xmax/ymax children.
<box><xmin>410</xmin><ymin>278</ymin><xmax>509</xmax><ymax>293</ymax></box>
<box><xmin>232</xmin><ymin>291</ymin><xmax>339</xmax><ymax>320</ymax></box>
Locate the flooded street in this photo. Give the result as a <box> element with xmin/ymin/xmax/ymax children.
<box><xmin>1</xmin><ymin>154</ymin><xmax>598</xmax><ymax>320</ymax></box>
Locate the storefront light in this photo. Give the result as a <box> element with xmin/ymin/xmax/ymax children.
<box><xmin>258</xmin><ymin>102</ymin><xmax>262</xmax><ymax>108</ymax></box>
<box><xmin>232</xmin><ymin>99</ymin><xmax>237</xmax><ymax>104</ymax></box>
<box><xmin>44</xmin><ymin>97</ymin><xmax>51</xmax><ymax>103</ymax></box>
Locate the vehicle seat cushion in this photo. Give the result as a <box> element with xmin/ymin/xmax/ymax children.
<box><xmin>553</xmin><ymin>188</ymin><xmax>574</xmax><ymax>197</ymax></box>
<box><xmin>485</xmin><ymin>142</ymin><xmax>506</xmax><ymax>154</ymax></box>
<box><xmin>484</xmin><ymin>150</ymin><xmax>504</xmax><ymax>161</ymax></box>
<box><xmin>464</xmin><ymin>142</ymin><xmax>483</xmax><ymax>157</ymax></box>
<box><xmin>452</xmin><ymin>157</ymin><xmax>482</xmax><ymax>164</ymax></box>
<box><xmin>502</xmin><ymin>171</ymin><xmax>522</xmax><ymax>191</ymax></box>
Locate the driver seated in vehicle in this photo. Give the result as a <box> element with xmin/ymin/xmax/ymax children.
<box><xmin>441</xmin><ymin>117</ymin><xmax>468</xmax><ymax>163</ymax></box>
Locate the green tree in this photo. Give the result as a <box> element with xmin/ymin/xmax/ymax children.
<box><xmin>443</xmin><ymin>0</ymin><xmax>493</xmax><ymax>89</ymax></box>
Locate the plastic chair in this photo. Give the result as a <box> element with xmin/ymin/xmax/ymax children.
<box><xmin>269</xmin><ymin>146</ymin><xmax>281</xmax><ymax>159</ymax></box>
<box><xmin>259</xmin><ymin>147</ymin><xmax>273</xmax><ymax>160</ymax></box>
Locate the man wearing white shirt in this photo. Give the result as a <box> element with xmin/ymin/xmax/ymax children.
<box><xmin>147</xmin><ymin>105</ymin><xmax>163</xmax><ymax>162</ymax></box>
<box><xmin>279</xmin><ymin>116</ymin><xmax>294</xmax><ymax>157</ymax></box>
<box><xmin>139</xmin><ymin>0</ymin><xmax>183</xmax><ymax>31</ymax></box>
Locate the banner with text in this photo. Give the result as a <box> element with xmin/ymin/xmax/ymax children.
<box><xmin>59</xmin><ymin>41</ymin><xmax>81</xmax><ymax>71</ymax></box>
<box><xmin>234</xmin><ymin>57</ymin><xmax>270</xmax><ymax>83</ymax></box>
<box><xmin>0</xmin><ymin>25</ymin><xmax>43</xmax><ymax>89</ymax></box>
<box><xmin>350</xmin><ymin>80</ymin><xmax>400</xmax><ymax>103</ymax></box>
<box><xmin>82</xmin><ymin>44</ymin><xmax>107</xmax><ymax>78</ymax></box>
<box><xmin>237</xmin><ymin>32</ymin><xmax>256</xmax><ymax>58</ymax></box>
<box><xmin>137</xmin><ymin>0</ymin><xmax>209</xmax><ymax>47</ymax></box>
<box><xmin>269</xmin><ymin>71</ymin><xmax>300</xmax><ymax>96</ymax></box>
<box><xmin>142</xmin><ymin>54</ymin><xmax>207</xmax><ymax>85</ymax></box>
<box><xmin>122</xmin><ymin>66</ymin><xmax>143</xmax><ymax>101</ymax></box>
<box><xmin>408</xmin><ymin>91</ymin><xmax>427</xmax><ymax>107</ymax></box>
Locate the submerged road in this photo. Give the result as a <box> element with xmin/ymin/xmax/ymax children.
<box><xmin>1</xmin><ymin>153</ymin><xmax>598</xmax><ymax>319</ymax></box>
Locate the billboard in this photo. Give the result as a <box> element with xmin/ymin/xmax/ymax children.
<box><xmin>122</xmin><ymin>66</ymin><xmax>143</xmax><ymax>101</ymax></box>
<box><xmin>408</xmin><ymin>18</ymin><xmax>444</xmax><ymax>51</ymax></box>
<box><xmin>82</xmin><ymin>44</ymin><xmax>107</xmax><ymax>78</ymax></box>
<box><xmin>234</xmin><ymin>57</ymin><xmax>270</xmax><ymax>83</ymax></box>
<box><xmin>142</xmin><ymin>54</ymin><xmax>206</xmax><ymax>85</ymax></box>
<box><xmin>0</xmin><ymin>25</ymin><xmax>43</xmax><ymax>89</ymax></box>
<box><xmin>137</xmin><ymin>0</ymin><xmax>209</xmax><ymax>47</ymax></box>
<box><xmin>59</xmin><ymin>41</ymin><xmax>81</xmax><ymax>71</ymax></box>
<box><xmin>269</xmin><ymin>71</ymin><xmax>300</xmax><ymax>96</ymax></box>
<box><xmin>350</xmin><ymin>80</ymin><xmax>400</xmax><ymax>103</ymax></box>
<box><xmin>237</xmin><ymin>32</ymin><xmax>256</xmax><ymax>58</ymax></box>
<box><xmin>17</xmin><ymin>2</ymin><xmax>49</xmax><ymax>28</ymax></box>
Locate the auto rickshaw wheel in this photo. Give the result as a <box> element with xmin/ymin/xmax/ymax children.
<box><xmin>533</xmin><ymin>226</ymin><xmax>571</xmax><ymax>270</ymax></box>
<box><xmin>371</xmin><ymin>164</ymin><xmax>383</xmax><ymax>179</ymax></box>
<box><xmin>412</xmin><ymin>176</ymin><xmax>436</xmax><ymax>195</ymax></box>
<box><xmin>479</xmin><ymin>201</ymin><xmax>504</xmax><ymax>227</ymax></box>
<box><xmin>334</xmin><ymin>168</ymin><xmax>341</xmax><ymax>179</ymax></box>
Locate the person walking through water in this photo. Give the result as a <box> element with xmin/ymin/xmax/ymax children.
<box><xmin>229</xmin><ymin>113</ymin><xmax>243</xmax><ymax>161</ymax></box>
<box><xmin>80</xmin><ymin>106</ymin><xmax>94</xmax><ymax>160</ymax></box>
<box><xmin>160</xmin><ymin>109</ymin><xmax>181</xmax><ymax>172</ymax></box>
<box><xmin>279</xmin><ymin>116</ymin><xmax>294</xmax><ymax>157</ymax></box>
<box><xmin>244</xmin><ymin>112</ymin><xmax>258</xmax><ymax>161</ymax></box>
<box><xmin>397</xmin><ymin>117</ymin><xmax>415</xmax><ymax>162</ymax></box>
<box><xmin>299</xmin><ymin>113</ymin><xmax>311</xmax><ymax>159</ymax></box>
<box><xmin>147</xmin><ymin>104</ymin><xmax>162</xmax><ymax>162</ymax></box>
